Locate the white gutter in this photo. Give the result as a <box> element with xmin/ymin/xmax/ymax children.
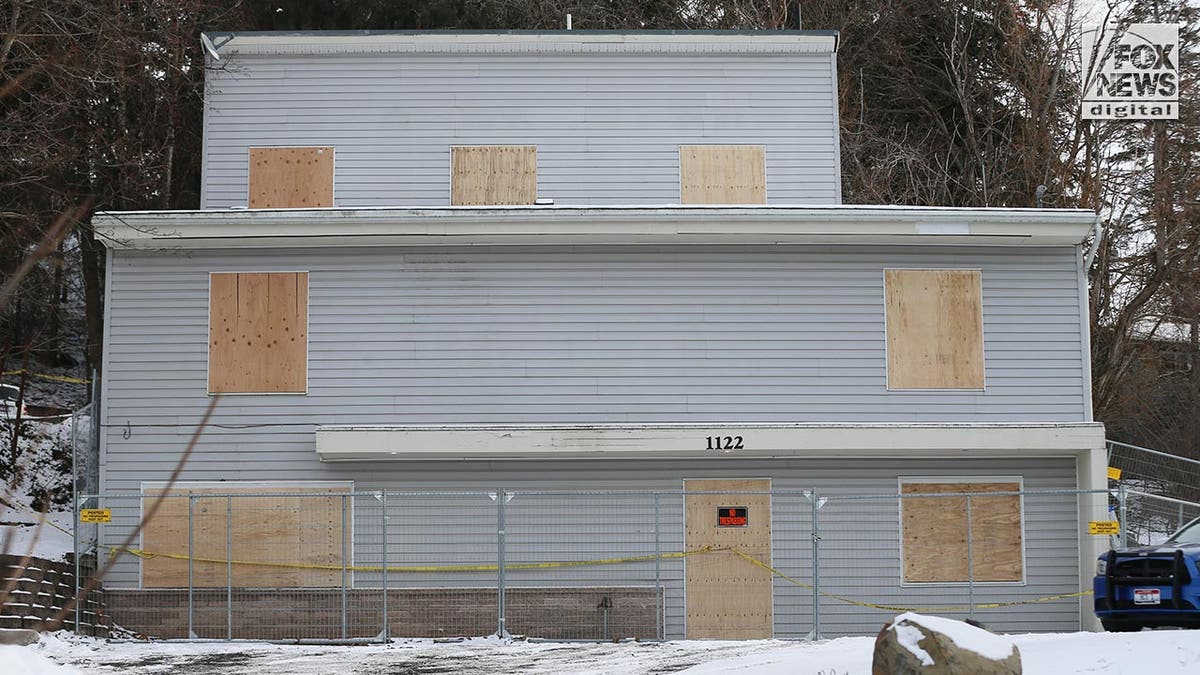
<box><xmin>93</xmin><ymin>205</ymin><xmax>1097</xmax><ymax>250</ymax></box>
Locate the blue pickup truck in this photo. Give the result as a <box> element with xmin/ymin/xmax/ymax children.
<box><xmin>1094</xmin><ymin>516</ymin><xmax>1200</xmax><ymax>631</ymax></box>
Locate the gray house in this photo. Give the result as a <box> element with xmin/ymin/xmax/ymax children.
<box><xmin>93</xmin><ymin>31</ymin><xmax>1107</xmax><ymax>641</ymax></box>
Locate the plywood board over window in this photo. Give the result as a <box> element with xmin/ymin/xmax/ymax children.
<box><xmin>140</xmin><ymin>484</ymin><xmax>348</xmax><ymax>588</ymax></box>
<box><xmin>679</xmin><ymin>145</ymin><xmax>767</xmax><ymax>205</ymax></box>
<box><xmin>450</xmin><ymin>145</ymin><xmax>537</xmax><ymax>205</ymax></box>
<box><xmin>900</xmin><ymin>480</ymin><xmax>1024</xmax><ymax>583</ymax></box>
<box><xmin>208</xmin><ymin>272</ymin><xmax>308</xmax><ymax>394</ymax></box>
<box><xmin>885</xmin><ymin>269</ymin><xmax>985</xmax><ymax>389</ymax></box>
<box><xmin>248</xmin><ymin>147</ymin><xmax>334</xmax><ymax>208</ymax></box>
<box><xmin>684</xmin><ymin>478</ymin><xmax>772</xmax><ymax>639</ymax></box>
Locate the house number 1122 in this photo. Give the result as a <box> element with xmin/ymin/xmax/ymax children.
<box><xmin>706</xmin><ymin>436</ymin><xmax>744</xmax><ymax>450</ymax></box>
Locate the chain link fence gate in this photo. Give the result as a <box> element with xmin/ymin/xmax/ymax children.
<box><xmin>76</xmin><ymin>487</ymin><xmax>1110</xmax><ymax>642</ymax></box>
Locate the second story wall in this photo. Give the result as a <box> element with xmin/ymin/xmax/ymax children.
<box><xmin>103</xmin><ymin>243</ymin><xmax>1089</xmax><ymax>430</ymax></box>
<box><xmin>201</xmin><ymin>32</ymin><xmax>841</xmax><ymax>208</ymax></box>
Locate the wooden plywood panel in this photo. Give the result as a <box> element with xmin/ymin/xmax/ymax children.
<box><xmin>141</xmin><ymin>486</ymin><xmax>345</xmax><ymax>588</ymax></box>
<box><xmin>684</xmin><ymin>478</ymin><xmax>772</xmax><ymax>639</ymax></box>
<box><xmin>679</xmin><ymin>145</ymin><xmax>766</xmax><ymax>205</ymax></box>
<box><xmin>450</xmin><ymin>146</ymin><xmax>537</xmax><ymax>205</ymax></box>
<box><xmin>208</xmin><ymin>272</ymin><xmax>308</xmax><ymax>394</ymax></box>
<box><xmin>885</xmin><ymin>270</ymin><xmax>984</xmax><ymax>389</ymax></box>
<box><xmin>900</xmin><ymin>482</ymin><xmax>1023</xmax><ymax>583</ymax></box>
<box><xmin>248</xmin><ymin>147</ymin><xmax>334</xmax><ymax>208</ymax></box>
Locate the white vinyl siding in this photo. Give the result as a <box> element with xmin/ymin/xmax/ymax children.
<box><xmin>201</xmin><ymin>51</ymin><xmax>839</xmax><ymax>207</ymax></box>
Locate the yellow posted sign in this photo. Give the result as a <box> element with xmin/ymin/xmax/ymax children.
<box><xmin>1107</xmin><ymin>467</ymin><xmax>1123</xmax><ymax>480</ymax></box>
<box><xmin>80</xmin><ymin>508</ymin><xmax>111</xmax><ymax>523</ymax></box>
<box><xmin>1089</xmin><ymin>521</ymin><xmax>1120</xmax><ymax>535</ymax></box>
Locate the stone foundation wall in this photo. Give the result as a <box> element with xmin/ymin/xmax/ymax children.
<box><xmin>105</xmin><ymin>586</ymin><xmax>660</xmax><ymax>640</ymax></box>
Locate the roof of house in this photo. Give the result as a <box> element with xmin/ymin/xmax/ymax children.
<box><xmin>93</xmin><ymin>204</ymin><xmax>1097</xmax><ymax>250</ymax></box>
<box><xmin>200</xmin><ymin>30</ymin><xmax>839</xmax><ymax>57</ymax></box>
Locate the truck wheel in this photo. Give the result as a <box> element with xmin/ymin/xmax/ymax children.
<box><xmin>1101</xmin><ymin>619</ymin><xmax>1142</xmax><ymax>632</ymax></box>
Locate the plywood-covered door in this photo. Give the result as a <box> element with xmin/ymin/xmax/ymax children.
<box><xmin>684</xmin><ymin>478</ymin><xmax>772</xmax><ymax>638</ymax></box>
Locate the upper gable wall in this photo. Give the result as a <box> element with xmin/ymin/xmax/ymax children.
<box><xmin>200</xmin><ymin>32</ymin><xmax>841</xmax><ymax>208</ymax></box>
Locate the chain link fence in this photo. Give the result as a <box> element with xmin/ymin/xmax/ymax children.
<box><xmin>69</xmin><ymin>399</ymin><xmax>104</xmax><ymax>636</ymax></box>
<box><xmin>75</xmin><ymin>487</ymin><xmax>1107</xmax><ymax>642</ymax></box>
<box><xmin>1107</xmin><ymin>440</ymin><xmax>1200</xmax><ymax>546</ymax></box>
<box><xmin>1116</xmin><ymin>490</ymin><xmax>1200</xmax><ymax>547</ymax></box>
<box><xmin>1108</xmin><ymin>440</ymin><xmax>1200</xmax><ymax>504</ymax></box>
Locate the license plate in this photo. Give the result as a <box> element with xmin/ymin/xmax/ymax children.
<box><xmin>1133</xmin><ymin>588</ymin><xmax>1161</xmax><ymax>605</ymax></box>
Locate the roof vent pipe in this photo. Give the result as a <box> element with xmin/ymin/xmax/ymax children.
<box><xmin>566</xmin><ymin>14</ymin><xmax>572</xmax><ymax>30</ymax></box>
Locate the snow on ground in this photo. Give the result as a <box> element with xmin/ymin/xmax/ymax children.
<box><xmin>684</xmin><ymin>630</ymin><xmax>1200</xmax><ymax>674</ymax></box>
<box><xmin>31</xmin><ymin>632</ymin><xmax>785</xmax><ymax>675</ymax></box>
<box><xmin>0</xmin><ymin>511</ymin><xmax>76</xmax><ymax>561</ymax></box>
<box><xmin>0</xmin><ymin>642</ymin><xmax>82</xmax><ymax>675</ymax></box>
<box><xmin>19</xmin><ymin>627</ymin><xmax>1200</xmax><ymax>674</ymax></box>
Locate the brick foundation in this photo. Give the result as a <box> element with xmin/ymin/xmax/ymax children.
<box><xmin>105</xmin><ymin>586</ymin><xmax>659</xmax><ymax>640</ymax></box>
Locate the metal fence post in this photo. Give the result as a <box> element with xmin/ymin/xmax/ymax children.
<box><xmin>966</xmin><ymin>495</ymin><xmax>974</xmax><ymax>621</ymax></box>
<box><xmin>70</xmin><ymin>419</ymin><xmax>79</xmax><ymax>635</ymax></box>
<box><xmin>811</xmin><ymin>489</ymin><xmax>821</xmax><ymax>640</ymax></box>
<box><xmin>1118</xmin><ymin>482</ymin><xmax>1129</xmax><ymax>548</ymax></box>
<box><xmin>653</xmin><ymin>491</ymin><xmax>662</xmax><ymax>641</ymax></box>
<box><xmin>226</xmin><ymin>495</ymin><xmax>233</xmax><ymax>640</ymax></box>
<box><xmin>497</xmin><ymin>489</ymin><xmax>508</xmax><ymax>639</ymax></box>
<box><xmin>341</xmin><ymin>494</ymin><xmax>349</xmax><ymax>640</ymax></box>
<box><xmin>73</xmin><ymin>493</ymin><xmax>81</xmax><ymax>636</ymax></box>
<box><xmin>381</xmin><ymin>491</ymin><xmax>389</xmax><ymax>642</ymax></box>
<box><xmin>188</xmin><ymin>494</ymin><xmax>195</xmax><ymax>639</ymax></box>
<box><xmin>1179</xmin><ymin>502</ymin><xmax>1186</xmax><ymax>533</ymax></box>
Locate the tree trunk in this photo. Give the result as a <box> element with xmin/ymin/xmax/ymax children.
<box><xmin>79</xmin><ymin>223</ymin><xmax>103</xmax><ymax>384</ymax></box>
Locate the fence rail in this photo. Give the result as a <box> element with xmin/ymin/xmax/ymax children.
<box><xmin>72</xmin><ymin>487</ymin><xmax>1110</xmax><ymax>642</ymax></box>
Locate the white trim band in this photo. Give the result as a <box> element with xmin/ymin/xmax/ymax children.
<box><xmin>314</xmin><ymin>422</ymin><xmax>1107</xmax><ymax>461</ymax></box>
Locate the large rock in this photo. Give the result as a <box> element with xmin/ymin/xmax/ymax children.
<box><xmin>872</xmin><ymin>613</ymin><xmax>1021</xmax><ymax>674</ymax></box>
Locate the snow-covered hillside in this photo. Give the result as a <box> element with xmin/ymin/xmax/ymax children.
<box><xmin>1</xmin><ymin>414</ymin><xmax>77</xmax><ymax>561</ymax></box>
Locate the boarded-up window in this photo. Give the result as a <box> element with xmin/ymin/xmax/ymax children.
<box><xmin>900</xmin><ymin>480</ymin><xmax>1024</xmax><ymax>583</ymax></box>
<box><xmin>140</xmin><ymin>484</ymin><xmax>348</xmax><ymax>588</ymax></box>
<box><xmin>679</xmin><ymin>145</ymin><xmax>766</xmax><ymax>204</ymax></box>
<box><xmin>208</xmin><ymin>272</ymin><xmax>308</xmax><ymax>394</ymax></box>
<box><xmin>885</xmin><ymin>269</ymin><xmax>984</xmax><ymax>389</ymax></box>
<box><xmin>450</xmin><ymin>146</ymin><xmax>537</xmax><ymax>205</ymax></box>
<box><xmin>248</xmin><ymin>147</ymin><xmax>334</xmax><ymax>208</ymax></box>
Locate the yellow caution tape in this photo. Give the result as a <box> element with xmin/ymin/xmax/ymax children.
<box><xmin>32</xmin><ymin>513</ymin><xmax>1087</xmax><ymax>615</ymax></box>
<box><xmin>724</xmin><ymin>548</ymin><xmax>1093</xmax><ymax>612</ymax></box>
<box><xmin>103</xmin><ymin>543</ymin><xmax>1092</xmax><ymax>613</ymax></box>
<box><xmin>11</xmin><ymin>503</ymin><xmax>77</xmax><ymax>538</ymax></box>
<box><xmin>111</xmin><ymin>545</ymin><xmax>727</xmax><ymax>573</ymax></box>
<box><xmin>2</xmin><ymin>369</ymin><xmax>91</xmax><ymax>384</ymax></box>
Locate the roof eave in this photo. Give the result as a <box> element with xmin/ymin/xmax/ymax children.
<box><xmin>93</xmin><ymin>206</ymin><xmax>1097</xmax><ymax>250</ymax></box>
